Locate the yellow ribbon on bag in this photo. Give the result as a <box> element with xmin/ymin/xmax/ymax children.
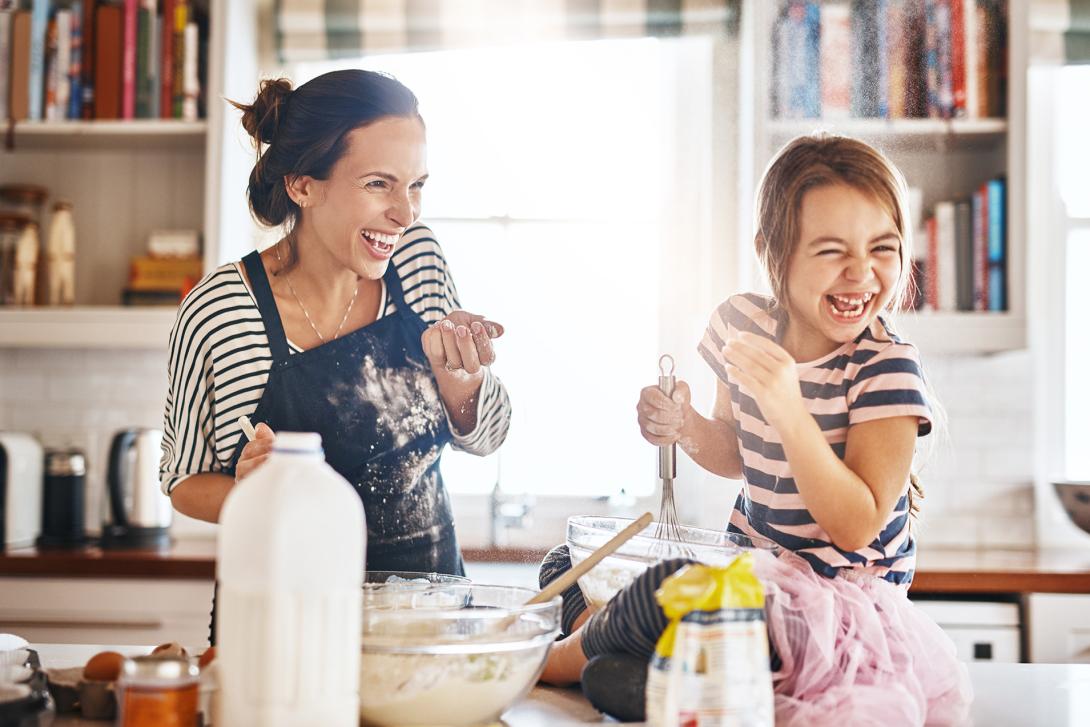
<box><xmin>652</xmin><ymin>553</ymin><xmax>765</xmax><ymax>659</ymax></box>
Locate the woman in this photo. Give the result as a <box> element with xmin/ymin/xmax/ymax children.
<box><xmin>161</xmin><ymin>70</ymin><xmax>510</xmax><ymax>587</ymax></box>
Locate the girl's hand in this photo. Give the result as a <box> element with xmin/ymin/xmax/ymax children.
<box><xmin>636</xmin><ymin>380</ymin><xmax>693</xmax><ymax>447</ymax></box>
<box><xmin>722</xmin><ymin>332</ymin><xmax>805</xmax><ymax>430</ymax></box>
<box><xmin>235</xmin><ymin>422</ymin><xmax>275</xmax><ymax>482</ymax></box>
<box><xmin>421</xmin><ymin>310</ymin><xmax>505</xmax><ymax>378</ymax></box>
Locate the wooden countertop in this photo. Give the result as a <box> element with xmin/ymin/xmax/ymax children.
<box><xmin>3</xmin><ymin>541</ymin><xmax>1090</xmax><ymax>594</ymax></box>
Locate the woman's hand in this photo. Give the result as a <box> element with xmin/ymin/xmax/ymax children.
<box><xmin>636</xmin><ymin>380</ymin><xmax>693</xmax><ymax>447</ymax></box>
<box><xmin>235</xmin><ymin>422</ymin><xmax>275</xmax><ymax>482</ymax></box>
<box><xmin>421</xmin><ymin>310</ymin><xmax>504</xmax><ymax>379</ymax></box>
<box><xmin>722</xmin><ymin>332</ymin><xmax>806</xmax><ymax>431</ymax></box>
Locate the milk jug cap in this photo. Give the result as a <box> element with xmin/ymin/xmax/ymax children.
<box><xmin>273</xmin><ymin>431</ymin><xmax>323</xmax><ymax>454</ymax></box>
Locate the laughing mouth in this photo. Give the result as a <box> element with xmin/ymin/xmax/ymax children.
<box><xmin>826</xmin><ymin>292</ymin><xmax>875</xmax><ymax>320</ymax></box>
<box><xmin>362</xmin><ymin>229</ymin><xmax>398</xmax><ymax>254</ymax></box>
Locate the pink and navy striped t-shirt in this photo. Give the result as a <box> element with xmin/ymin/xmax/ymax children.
<box><xmin>698</xmin><ymin>293</ymin><xmax>932</xmax><ymax>586</ymax></box>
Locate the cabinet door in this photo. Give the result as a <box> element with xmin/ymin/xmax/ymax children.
<box><xmin>0</xmin><ymin>577</ymin><xmax>214</xmax><ymax>649</ymax></box>
<box><xmin>1028</xmin><ymin>594</ymin><xmax>1090</xmax><ymax>664</ymax></box>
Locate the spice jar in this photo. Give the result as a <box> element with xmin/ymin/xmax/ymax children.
<box><xmin>117</xmin><ymin>654</ymin><xmax>199</xmax><ymax>727</ymax></box>
<box><xmin>0</xmin><ymin>212</ymin><xmax>31</xmax><ymax>305</ymax></box>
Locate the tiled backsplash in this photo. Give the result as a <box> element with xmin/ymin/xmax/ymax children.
<box><xmin>0</xmin><ymin>347</ymin><xmax>1035</xmax><ymax>548</ymax></box>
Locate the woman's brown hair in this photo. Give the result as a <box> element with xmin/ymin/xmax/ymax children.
<box><xmin>229</xmin><ymin>70</ymin><xmax>421</xmax><ymax>262</ymax></box>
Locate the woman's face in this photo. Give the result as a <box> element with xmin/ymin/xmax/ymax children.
<box><xmin>302</xmin><ymin>116</ymin><xmax>428</xmax><ymax>279</ymax></box>
<box><xmin>783</xmin><ymin>183</ymin><xmax>903</xmax><ymax>359</ymax></box>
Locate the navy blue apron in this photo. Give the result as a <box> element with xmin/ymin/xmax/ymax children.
<box><xmin>209</xmin><ymin>251</ymin><xmax>464</xmax><ymax>643</ymax></box>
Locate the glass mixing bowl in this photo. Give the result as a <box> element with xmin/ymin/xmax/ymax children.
<box><xmin>359</xmin><ymin>583</ymin><xmax>560</xmax><ymax>727</ymax></box>
<box><xmin>566</xmin><ymin>515</ymin><xmax>777</xmax><ymax>610</ymax></box>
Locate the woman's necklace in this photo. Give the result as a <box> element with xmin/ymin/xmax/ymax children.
<box><xmin>275</xmin><ymin>240</ymin><xmax>359</xmax><ymax>344</ymax></box>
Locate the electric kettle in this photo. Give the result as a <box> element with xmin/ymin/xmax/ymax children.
<box><xmin>100</xmin><ymin>428</ymin><xmax>172</xmax><ymax>550</ymax></box>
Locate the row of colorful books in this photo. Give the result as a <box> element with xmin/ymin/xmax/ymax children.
<box><xmin>773</xmin><ymin>0</ymin><xmax>1007</xmax><ymax>120</ymax></box>
<box><xmin>906</xmin><ymin>176</ymin><xmax>1007</xmax><ymax>312</ymax></box>
<box><xmin>0</xmin><ymin>0</ymin><xmax>207</xmax><ymax>122</ymax></box>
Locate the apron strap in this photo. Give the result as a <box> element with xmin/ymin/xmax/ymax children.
<box><xmin>242</xmin><ymin>250</ymin><xmax>291</xmax><ymax>361</ymax></box>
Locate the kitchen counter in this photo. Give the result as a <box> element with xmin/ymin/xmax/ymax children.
<box><xmin>4</xmin><ymin>541</ymin><xmax>1090</xmax><ymax>594</ymax></box>
<box><xmin>22</xmin><ymin>643</ymin><xmax>1090</xmax><ymax>726</ymax></box>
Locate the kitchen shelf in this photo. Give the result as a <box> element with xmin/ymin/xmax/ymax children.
<box><xmin>0</xmin><ymin>306</ymin><xmax>177</xmax><ymax>349</ymax></box>
<box><xmin>4</xmin><ymin>120</ymin><xmax>207</xmax><ymax>151</ymax></box>
<box><xmin>892</xmin><ymin>312</ymin><xmax>1027</xmax><ymax>355</ymax></box>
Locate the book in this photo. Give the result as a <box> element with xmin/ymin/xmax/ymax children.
<box><xmin>128</xmin><ymin>255</ymin><xmax>203</xmax><ymax>291</ymax></box>
<box><xmin>121</xmin><ymin>0</ymin><xmax>137</xmax><ymax>119</ymax></box>
<box><xmin>925</xmin><ymin>215</ymin><xmax>938</xmax><ymax>310</ymax></box>
<box><xmin>134</xmin><ymin>0</ymin><xmax>152</xmax><ymax>117</ymax></box>
<box><xmin>820</xmin><ymin>1</ymin><xmax>852</xmax><ymax>119</ymax></box>
<box><xmin>182</xmin><ymin>20</ymin><xmax>198</xmax><ymax>120</ymax></box>
<box><xmin>0</xmin><ymin>10</ymin><xmax>11</xmax><ymax>121</ymax></box>
<box><xmin>963</xmin><ymin>0</ymin><xmax>979</xmax><ymax>118</ymax></box>
<box><xmin>55</xmin><ymin>9</ymin><xmax>72</xmax><ymax>119</ymax></box>
<box><xmin>950</xmin><ymin>0</ymin><xmax>966</xmax><ymax>116</ymax></box>
<box><xmin>68</xmin><ymin>2</ymin><xmax>83</xmax><ymax>120</ymax></box>
<box><xmin>43</xmin><ymin>14</ymin><xmax>57</xmax><ymax>120</ymax></box>
<box><xmin>27</xmin><ymin>0</ymin><xmax>49</xmax><ymax>120</ymax></box>
<box><xmin>94</xmin><ymin>2</ymin><xmax>123</xmax><ymax>119</ymax></box>
<box><xmin>935</xmin><ymin>200</ymin><xmax>957</xmax><ymax>311</ymax></box>
<box><xmin>954</xmin><ymin>199</ymin><xmax>973</xmax><ymax>310</ymax></box>
<box><xmin>773</xmin><ymin>1</ymin><xmax>820</xmax><ymax>119</ymax></box>
<box><xmin>972</xmin><ymin>184</ymin><xmax>989</xmax><ymax>311</ymax></box>
<box><xmin>148</xmin><ymin>9</ymin><xmax>160</xmax><ymax>117</ymax></box>
<box><xmin>160</xmin><ymin>0</ymin><xmax>175</xmax><ymax>118</ymax></box>
<box><xmin>80</xmin><ymin>0</ymin><xmax>95</xmax><ymax>119</ymax></box>
<box><xmin>172</xmin><ymin>1</ymin><xmax>187</xmax><ymax>118</ymax></box>
<box><xmin>851</xmin><ymin>0</ymin><xmax>888</xmax><ymax>117</ymax></box>
<box><xmin>987</xmin><ymin>176</ymin><xmax>1006</xmax><ymax>310</ymax></box>
<box><xmin>9</xmin><ymin>10</ymin><xmax>30</xmax><ymax>120</ymax></box>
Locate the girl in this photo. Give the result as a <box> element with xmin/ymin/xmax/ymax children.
<box><xmin>540</xmin><ymin>134</ymin><xmax>971</xmax><ymax>725</ymax></box>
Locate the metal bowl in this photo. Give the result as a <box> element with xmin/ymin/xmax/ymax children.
<box><xmin>359</xmin><ymin>583</ymin><xmax>560</xmax><ymax>727</ymax></box>
<box><xmin>566</xmin><ymin>515</ymin><xmax>777</xmax><ymax>610</ymax></box>
<box><xmin>1053</xmin><ymin>481</ymin><xmax>1090</xmax><ymax>535</ymax></box>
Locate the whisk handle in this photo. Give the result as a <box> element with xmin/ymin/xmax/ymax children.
<box><xmin>658</xmin><ymin>373</ymin><xmax>676</xmax><ymax>480</ymax></box>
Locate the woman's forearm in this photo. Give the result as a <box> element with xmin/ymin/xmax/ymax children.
<box><xmin>168</xmin><ymin>473</ymin><xmax>236</xmax><ymax>523</ymax></box>
<box><xmin>435</xmin><ymin>371</ymin><xmax>484</xmax><ymax>435</ymax></box>
<box><xmin>678</xmin><ymin>409</ymin><xmax>744</xmax><ymax>479</ymax></box>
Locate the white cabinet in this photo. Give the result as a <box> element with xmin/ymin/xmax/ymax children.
<box><xmin>739</xmin><ymin>1</ymin><xmax>1028</xmax><ymax>354</ymax></box>
<box><xmin>913</xmin><ymin>599</ymin><xmax>1022</xmax><ymax>663</ymax></box>
<box><xmin>0</xmin><ymin>577</ymin><xmax>213</xmax><ymax>649</ymax></box>
<box><xmin>1027</xmin><ymin>594</ymin><xmax>1090</xmax><ymax>664</ymax></box>
<box><xmin>0</xmin><ymin>0</ymin><xmax>260</xmax><ymax>349</ymax></box>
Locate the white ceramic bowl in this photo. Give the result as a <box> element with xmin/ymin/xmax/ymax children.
<box><xmin>359</xmin><ymin>583</ymin><xmax>560</xmax><ymax>727</ymax></box>
<box><xmin>566</xmin><ymin>515</ymin><xmax>777</xmax><ymax>609</ymax></box>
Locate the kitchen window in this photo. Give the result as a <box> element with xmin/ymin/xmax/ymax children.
<box><xmin>290</xmin><ymin>36</ymin><xmax>737</xmax><ymax>539</ymax></box>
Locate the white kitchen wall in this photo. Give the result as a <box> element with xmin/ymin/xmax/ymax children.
<box><xmin>0</xmin><ymin>344</ymin><xmax>1036</xmax><ymax>548</ymax></box>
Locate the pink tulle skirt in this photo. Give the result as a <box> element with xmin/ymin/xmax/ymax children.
<box><xmin>750</xmin><ymin>549</ymin><xmax>973</xmax><ymax>727</ymax></box>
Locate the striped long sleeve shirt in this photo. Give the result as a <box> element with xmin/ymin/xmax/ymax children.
<box><xmin>698</xmin><ymin>293</ymin><xmax>932</xmax><ymax>586</ymax></box>
<box><xmin>160</xmin><ymin>224</ymin><xmax>511</xmax><ymax>495</ymax></box>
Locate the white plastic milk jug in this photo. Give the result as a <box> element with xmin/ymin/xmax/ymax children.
<box><xmin>216</xmin><ymin>431</ymin><xmax>365</xmax><ymax>727</ymax></box>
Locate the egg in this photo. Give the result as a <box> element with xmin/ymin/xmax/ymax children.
<box><xmin>151</xmin><ymin>641</ymin><xmax>188</xmax><ymax>659</ymax></box>
<box><xmin>198</xmin><ymin>646</ymin><xmax>216</xmax><ymax>669</ymax></box>
<box><xmin>82</xmin><ymin>651</ymin><xmax>124</xmax><ymax>682</ymax></box>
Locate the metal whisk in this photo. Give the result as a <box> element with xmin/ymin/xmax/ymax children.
<box><xmin>653</xmin><ymin>354</ymin><xmax>685</xmax><ymax>545</ymax></box>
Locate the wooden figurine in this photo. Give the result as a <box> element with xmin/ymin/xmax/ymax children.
<box><xmin>13</xmin><ymin>222</ymin><xmax>39</xmax><ymax>306</ymax></box>
<box><xmin>45</xmin><ymin>201</ymin><xmax>76</xmax><ymax>305</ymax></box>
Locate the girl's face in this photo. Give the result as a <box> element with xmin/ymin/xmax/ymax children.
<box><xmin>301</xmin><ymin>116</ymin><xmax>427</xmax><ymax>279</ymax></box>
<box><xmin>782</xmin><ymin>183</ymin><xmax>902</xmax><ymax>360</ymax></box>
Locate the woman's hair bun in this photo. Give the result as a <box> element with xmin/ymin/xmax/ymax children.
<box><xmin>236</xmin><ymin>78</ymin><xmax>294</xmax><ymax>145</ymax></box>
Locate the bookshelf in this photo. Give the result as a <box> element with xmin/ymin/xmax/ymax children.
<box><xmin>0</xmin><ymin>0</ymin><xmax>258</xmax><ymax>349</ymax></box>
<box><xmin>739</xmin><ymin>0</ymin><xmax>1027</xmax><ymax>355</ymax></box>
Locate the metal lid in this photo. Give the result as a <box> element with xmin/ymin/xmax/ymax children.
<box><xmin>44</xmin><ymin>449</ymin><xmax>86</xmax><ymax>476</ymax></box>
<box><xmin>120</xmin><ymin>654</ymin><xmax>198</xmax><ymax>685</ymax></box>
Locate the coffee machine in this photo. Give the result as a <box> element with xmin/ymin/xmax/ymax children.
<box><xmin>0</xmin><ymin>432</ymin><xmax>43</xmax><ymax>549</ymax></box>
<box><xmin>100</xmin><ymin>428</ymin><xmax>172</xmax><ymax>550</ymax></box>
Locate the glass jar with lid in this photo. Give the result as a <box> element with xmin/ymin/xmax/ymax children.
<box><xmin>0</xmin><ymin>212</ymin><xmax>31</xmax><ymax>305</ymax></box>
<box><xmin>117</xmin><ymin>654</ymin><xmax>199</xmax><ymax>727</ymax></box>
<box><xmin>0</xmin><ymin>185</ymin><xmax>49</xmax><ymax>228</ymax></box>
